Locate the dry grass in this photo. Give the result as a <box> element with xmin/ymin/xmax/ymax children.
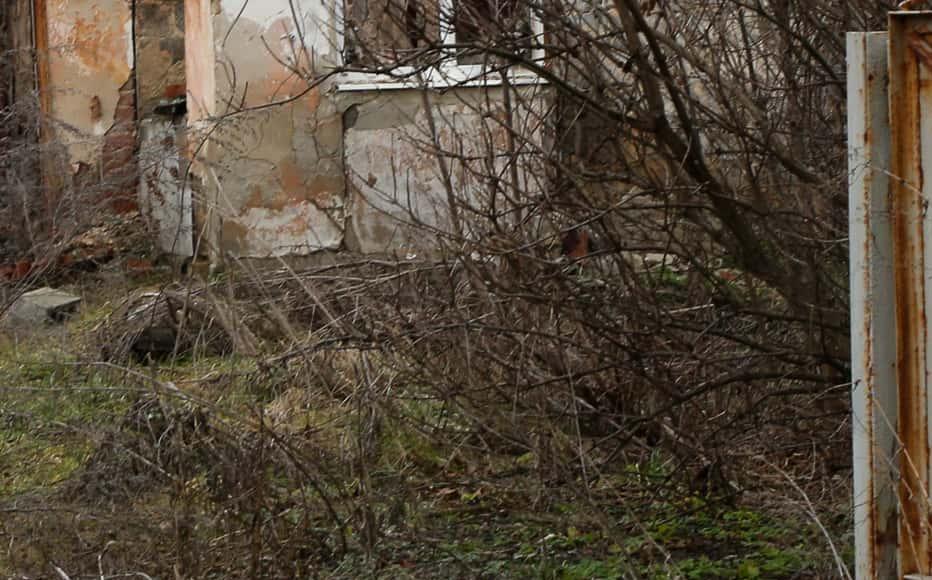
<box><xmin>0</xmin><ymin>261</ymin><xmax>852</xmax><ymax>579</ymax></box>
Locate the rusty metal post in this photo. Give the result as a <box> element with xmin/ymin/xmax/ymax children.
<box><xmin>849</xmin><ymin>30</ymin><xmax>898</xmax><ymax>580</ymax></box>
<box><xmin>888</xmin><ymin>12</ymin><xmax>932</xmax><ymax>576</ymax></box>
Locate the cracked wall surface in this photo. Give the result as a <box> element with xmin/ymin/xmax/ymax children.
<box><xmin>195</xmin><ymin>0</ymin><xmax>346</xmax><ymax>258</ymax></box>
<box><xmin>44</xmin><ymin>0</ymin><xmax>136</xmax><ymax>208</ymax></box>
<box><xmin>341</xmin><ymin>86</ymin><xmax>547</xmax><ymax>254</ymax></box>
<box><xmin>31</xmin><ymin>0</ymin><xmax>546</xmax><ymax>259</ymax></box>
<box><xmin>136</xmin><ymin>0</ymin><xmax>186</xmax><ymax>117</ymax></box>
<box><xmin>45</xmin><ymin>0</ymin><xmax>133</xmax><ymax>162</ymax></box>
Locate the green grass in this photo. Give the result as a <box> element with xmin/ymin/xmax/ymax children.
<box><xmin>0</xmin><ymin>282</ymin><xmax>848</xmax><ymax>579</ymax></box>
<box><xmin>0</xmin><ymin>345</ymin><xmax>131</xmax><ymax>496</ymax></box>
<box><xmin>320</xmin><ymin>471</ymin><xmax>835</xmax><ymax>579</ymax></box>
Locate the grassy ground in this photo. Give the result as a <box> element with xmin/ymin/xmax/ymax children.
<box><xmin>0</xmin><ymin>273</ymin><xmax>852</xmax><ymax>579</ymax></box>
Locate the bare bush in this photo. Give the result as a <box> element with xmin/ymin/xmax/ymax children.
<box><xmin>0</xmin><ymin>0</ymin><xmax>877</xmax><ymax>576</ymax></box>
<box><xmin>308</xmin><ymin>0</ymin><xmax>882</xmax><ymax>485</ymax></box>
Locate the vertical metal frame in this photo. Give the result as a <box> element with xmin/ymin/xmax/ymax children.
<box><xmin>850</xmin><ymin>12</ymin><xmax>932</xmax><ymax>578</ymax></box>
<box><xmin>889</xmin><ymin>12</ymin><xmax>932</xmax><ymax>576</ymax></box>
<box><xmin>848</xmin><ymin>30</ymin><xmax>898</xmax><ymax>580</ymax></box>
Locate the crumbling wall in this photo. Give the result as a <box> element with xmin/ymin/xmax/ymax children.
<box><xmin>44</xmin><ymin>0</ymin><xmax>136</xmax><ymax>208</ymax></box>
<box><xmin>192</xmin><ymin>0</ymin><xmax>345</xmax><ymax>258</ymax></box>
<box><xmin>135</xmin><ymin>0</ymin><xmax>192</xmax><ymax>257</ymax></box>
<box><xmin>341</xmin><ymin>85</ymin><xmax>547</xmax><ymax>254</ymax></box>
<box><xmin>197</xmin><ymin>0</ymin><xmax>547</xmax><ymax>259</ymax></box>
<box><xmin>31</xmin><ymin>0</ymin><xmax>548</xmax><ymax>261</ymax></box>
<box><xmin>135</xmin><ymin>0</ymin><xmax>186</xmax><ymax>117</ymax></box>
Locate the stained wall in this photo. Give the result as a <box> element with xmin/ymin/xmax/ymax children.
<box><xmin>46</xmin><ymin>0</ymin><xmax>134</xmax><ymax>165</ymax></box>
<box><xmin>43</xmin><ymin>0</ymin><xmax>135</xmax><ymax>189</ymax></box>
<box><xmin>35</xmin><ymin>0</ymin><xmax>546</xmax><ymax>260</ymax></box>
<box><xmin>341</xmin><ymin>85</ymin><xmax>548</xmax><ymax>254</ymax></box>
<box><xmin>136</xmin><ymin>0</ymin><xmax>186</xmax><ymax>117</ymax></box>
<box><xmin>193</xmin><ymin>0</ymin><xmax>345</xmax><ymax>258</ymax></box>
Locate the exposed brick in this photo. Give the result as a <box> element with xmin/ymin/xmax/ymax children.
<box><xmin>13</xmin><ymin>260</ymin><xmax>31</xmax><ymax>280</ymax></box>
<box><xmin>126</xmin><ymin>258</ymin><xmax>155</xmax><ymax>276</ymax></box>
<box><xmin>100</xmin><ymin>76</ymin><xmax>139</xmax><ymax>213</ymax></box>
<box><xmin>160</xmin><ymin>37</ymin><xmax>185</xmax><ymax>60</ymax></box>
<box><xmin>163</xmin><ymin>83</ymin><xmax>185</xmax><ymax>99</ymax></box>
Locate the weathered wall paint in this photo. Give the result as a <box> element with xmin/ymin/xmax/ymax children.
<box><xmin>184</xmin><ymin>0</ymin><xmax>214</xmax><ymax>123</ymax></box>
<box><xmin>133</xmin><ymin>1</ymin><xmax>193</xmax><ymax>252</ymax></box>
<box><xmin>139</xmin><ymin>117</ymin><xmax>194</xmax><ymax>256</ymax></box>
<box><xmin>44</xmin><ymin>0</ymin><xmax>134</xmax><ymax>166</ymax></box>
<box><xmin>136</xmin><ymin>0</ymin><xmax>186</xmax><ymax>118</ymax></box>
<box><xmin>847</xmin><ymin>31</ymin><xmax>898</xmax><ymax>580</ymax></box>
<box><xmin>342</xmin><ymin>86</ymin><xmax>547</xmax><ymax>254</ymax></box>
<box><xmin>30</xmin><ymin>0</ymin><xmax>548</xmax><ymax>260</ymax></box>
<box><xmin>190</xmin><ymin>0</ymin><xmax>345</xmax><ymax>258</ymax></box>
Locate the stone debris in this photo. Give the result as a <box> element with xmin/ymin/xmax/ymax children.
<box><xmin>0</xmin><ymin>214</ymin><xmax>142</xmax><ymax>282</ymax></box>
<box><xmin>5</xmin><ymin>286</ymin><xmax>82</xmax><ymax>325</ymax></box>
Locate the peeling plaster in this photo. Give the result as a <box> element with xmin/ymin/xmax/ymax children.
<box><xmin>186</xmin><ymin>0</ymin><xmax>216</xmax><ymax>123</ymax></box>
<box><xmin>218</xmin><ymin>0</ymin><xmax>337</xmax><ymax>65</ymax></box>
<box><xmin>45</xmin><ymin>0</ymin><xmax>133</xmax><ymax>165</ymax></box>
<box><xmin>227</xmin><ymin>202</ymin><xmax>343</xmax><ymax>257</ymax></box>
<box><xmin>195</xmin><ymin>0</ymin><xmax>346</xmax><ymax>258</ymax></box>
<box><xmin>139</xmin><ymin>118</ymin><xmax>194</xmax><ymax>257</ymax></box>
<box><xmin>125</xmin><ymin>15</ymin><xmax>134</xmax><ymax>69</ymax></box>
<box><xmin>136</xmin><ymin>0</ymin><xmax>187</xmax><ymax>117</ymax></box>
<box><xmin>30</xmin><ymin>0</ymin><xmax>546</xmax><ymax>261</ymax></box>
<box><xmin>343</xmin><ymin>87</ymin><xmax>547</xmax><ymax>254</ymax></box>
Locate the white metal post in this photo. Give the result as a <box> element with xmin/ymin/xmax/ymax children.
<box><xmin>848</xmin><ymin>31</ymin><xmax>898</xmax><ymax>580</ymax></box>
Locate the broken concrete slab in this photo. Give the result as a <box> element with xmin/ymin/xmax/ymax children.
<box><xmin>5</xmin><ymin>287</ymin><xmax>82</xmax><ymax>325</ymax></box>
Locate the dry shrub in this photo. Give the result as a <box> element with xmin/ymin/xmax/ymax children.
<box><xmin>94</xmin><ymin>285</ymin><xmax>261</xmax><ymax>362</ymax></box>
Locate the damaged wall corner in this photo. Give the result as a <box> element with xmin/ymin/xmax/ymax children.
<box><xmin>187</xmin><ymin>0</ymin><xmax>346</xmax><ymax>260</ymax></box>
<box><xmin>41</xmin><ymin>0</ymin><xmax>137</xmax><ymax>210</ymax></box>
<box><xmin>21</xmin><ymin>0</ymin><xmax>549</xmax><ymax>265</ymax></box>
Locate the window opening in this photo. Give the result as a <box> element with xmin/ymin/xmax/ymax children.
<box><xmin>452</xmin><ymin>0</ymin><xmax>532</xmax><ymax>65</ymax></box>
<box><xmin>342</xmin><ymin>0</ymin><xmax>541</xmax><ymax>71</ymax></box>
<box><xmin>344</xmin><ymin>0</ymin><xmax>439</xmax><ymax>65</ymax></box>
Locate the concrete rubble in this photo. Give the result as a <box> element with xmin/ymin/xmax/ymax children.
<box><xmin>5</xmin><ymin>287</ymin><xmax>82</xmax><ymax>325</ymax></box>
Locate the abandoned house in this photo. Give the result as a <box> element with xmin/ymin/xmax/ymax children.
<box><xmin>0</xmin><ymin>0</ymin><xmax>550</xmax><ymax>262</ymax></box>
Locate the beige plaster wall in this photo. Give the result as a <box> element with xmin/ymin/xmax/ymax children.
<box><xmin>341</xmin><ymin>85</ymin><xmax>548</xmax><ymax>255</ymax></box>
<box><xmin>37</xmin><ymin>0</ymin><xmax>548</xmax><ymax>260</ymax></box>
<box><xmin>195</xmin><ymin>0</ymin><xmax>345</xmax><ymax>258</ymax></box>
<box><xmin>44</xmin><ymin>0</ymin><xmax>134</xmax><ymax>167</ymax></box>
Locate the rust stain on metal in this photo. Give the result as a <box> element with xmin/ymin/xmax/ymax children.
<box><xmin>847</xmin><ymin>32</ymin><xmax>904</xmax><ymax>579</ymax></box>
<box><xmin>890</xmin><ymin>13</ymin><xmax>932</xmax><ymax>576</ymax></box>
<box><xmin>861</xmin><ymin>88</ymin><xmax>878</xmax><ymax>569</ymax></box>
<box><xmin>909</xmin><ymin>32</ymin><xmax>932</xmax><ymax>69</ymax></box>
<box><xmin>858</xmin><ymin>69</ymin><xmax>888</xmax><ymax>561</ymax></box>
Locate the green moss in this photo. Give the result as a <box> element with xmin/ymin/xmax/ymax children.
<box><xmin>0</xmin><ymin>438</ymin><xmax>92</xmax><ymax>496</ymax></box>
<box><xmin>0</xmin><ymin>330</ymin><xmax>132</xmax><ymax>499</ymax></box>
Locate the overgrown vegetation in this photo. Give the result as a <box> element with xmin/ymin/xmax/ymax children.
<box><xmin>0</xmin><ymin>267</ymin><xmax>851</xmax><ymax>578</ymax></box>
<box><xmin>0</xmin><ymin>0</ymin><xmax>883</xmax><ymax>577</ymax></box>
